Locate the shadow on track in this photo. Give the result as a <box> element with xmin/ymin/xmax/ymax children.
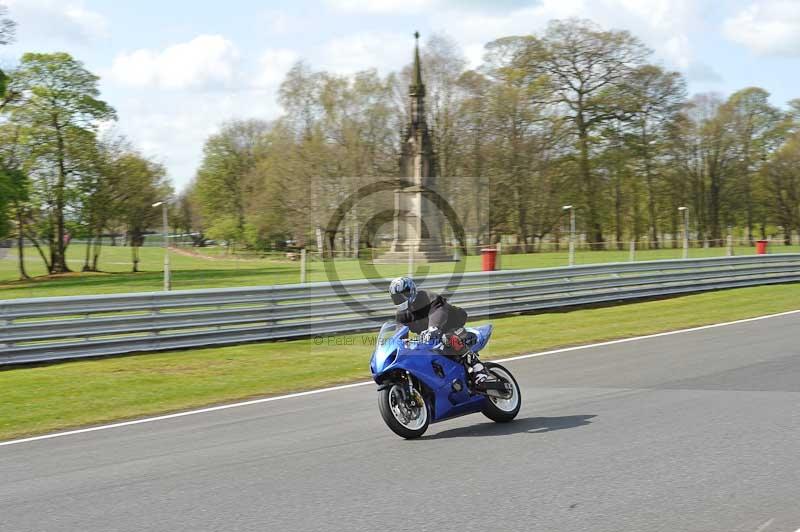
<box><xmin>426</xmin><ymin>415</ymin><xmax>596</xmax><ymax>439</ymax></box>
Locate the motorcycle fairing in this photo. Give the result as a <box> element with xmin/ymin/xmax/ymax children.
<box><xmin>371</xmin><ymin>323</ymin><xmax>487</xmax><ymax>423</ymax></box>
<box><xmin>466</xmin><ymin>324</ymin><xmax>493</xmax><ymax>352</ymax></box>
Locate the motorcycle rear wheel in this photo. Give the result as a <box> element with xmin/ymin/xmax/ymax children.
<box><xmin>481</xmin><ymin>362</ymin><xmax>521</xmax><ymax>422</ymax></box>
<box><xmin>378</xmin><ymin>383</ymin><xmax>430</xmax><ymax>439</ymax></box>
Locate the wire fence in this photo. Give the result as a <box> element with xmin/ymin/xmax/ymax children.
<box><xmin>288</xmin><ymin>238</ymin><xmax>799</xmax><ymax>261</ymax></box>
<box><xmin>3</xmin><ymin>236</ymin><xmax>799</xmax><ymax>292</ymax></box>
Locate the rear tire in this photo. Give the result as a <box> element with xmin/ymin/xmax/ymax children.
<box><xmin>378</xmin><ymin>383</ymin><xmax>430</xmax><ymax>439</ymax></box>
<box><xmin>481</xmin><ymin>362</ymin><xmax>521</xmax><ymax>423</ymax></box>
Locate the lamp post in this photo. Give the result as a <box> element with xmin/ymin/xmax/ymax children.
<box><xmin>563</xmin><ymin>205</ymin><xmax>575</xmax><ymax>266</ymax></box>
<box><xmin>152</xmin><ymin>201</ymin><xmax>171</xmax><ymax>291</ymax></box>
<box><xmin>678</xmin><ymin>206</ymin><xmax>689</xmax><ymax>259</ymax></box>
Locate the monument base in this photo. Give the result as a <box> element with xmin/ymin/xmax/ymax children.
<box><xmin>373</xmin><ymin>239</ymin><xmax>455</xmax><ymax>263</ymax></box>
<box><xmin>373</xmin><ymin>250</ymin><xmax>455</xmax><ymax>263</ymax></box>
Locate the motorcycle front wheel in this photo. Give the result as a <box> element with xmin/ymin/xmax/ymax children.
<box><xmin>481</xmin><ymin>362</ymin><xmax>522</xmax><ymax>422</ymax></box>
<box><xmin>378</xmin><ymin>383</ymin><xmax>430</xmax><ymax>439</ymax></box>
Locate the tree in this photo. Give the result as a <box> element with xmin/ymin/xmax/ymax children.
<box><xmin>0</xmin><ymin>3</ymin><xmax>17</xmax><ymax>255</ymax></box>
<box><xmin>194</xmin><ymin>119</ymin><xmax>271</xmax><ymax>249</ymax></box>
<box><xmin>763</xmin><ymin>133</ymin><xmax>800</xmax><ymax>244</ymax></box>
<box><xmin>205</xmin><ymin>215</ymin><xmax>241</xmax><ymax>253</ymax></box>
<box><xmin>419</xmin><ymin>34</ymin><xmax>466</xmax><ymax>183</ymax></box>
<box><xmin>787</xmin><ymin>98</ymin><xmax>800</xmax><ymax>130</ymax></box>
<box><xmin>625</xmin><ymin>65</ymin><xmax>686</xmax><ymax>247</ymax></box>
<box><xmin>0</xmin><ymin>3</ymin><xmax>16</xmax><ymax>110</ymax></box>
<box><xmin>0</xmin><ymin>165</ymin><xmax>12</xmax><ymax>238</ymax></box>
<box><xmin>82</xmin><ymin>135</ymin><xmax>142</xmax><ymax>271</ymax></box>
<box><xmin>0</xmin><ymin>122</ymin><xmax>33</xmax><ymax>279</ymax></box>
<box><xmin>114</xmin><ymin>153</ymin><xmax>170</xmax><ymax>272</ymax></box>
<box><xmin>481</xmin><ymin>36</ymin><xmax>568</xmax><ymax>250</ymax></box>
<box><xmin>453</xmin><ymin>70</ymin><xmax>491</xmax><ymax>244</ymax></box>
<box><xmin>666</xmin><ymin>94</ymin><xmax>738</xmax><ymax>246</ymax></box>
<box><xmin>522</xmin><ymin>19</ymin><xmax>651</xmax><ymax>245</ymax></box>
<box><xmin>0</xmin><ymin>4</ymin><xmax>14</xmax><ymax>46</ymax></box>
<box><xmin>723</xmin><ymin>87</ymin><xmax>783</xmax><ymax>243</ymax></box>
<box><xmin>172</xmin><ymin>189</ymin><xmax>205</xmax><ymax>247</ymax></box>
<box><xmin>0</xmin><ymin>166</ymin><xmax>29</xmax><ymax>278</ymax></box>
<box><xmin>186</xmin><ymin>19</ymin><xmax>800</xmax><ymax>256</ymax></box>
<box><xmin>8</xmin><ymin>53</ymin><xmax>116</xmax><ymax>273</ymax></box>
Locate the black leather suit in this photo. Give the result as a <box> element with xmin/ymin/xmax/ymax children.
<box><xmin>394</xmin><ymin>290</ymin><xmax>467</xmax><ymax>335</ymax></box>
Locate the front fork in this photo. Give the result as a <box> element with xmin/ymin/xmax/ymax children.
<box><xmin>405</xmin><ymin>371</ymin><xmax>419</xmax><ymax>407</ymax></box>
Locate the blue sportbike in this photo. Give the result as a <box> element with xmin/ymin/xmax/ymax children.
<box><xmin>370</xmin><ymin>321</ymin><xmax>521</xmax><ymax>439</ymax></box>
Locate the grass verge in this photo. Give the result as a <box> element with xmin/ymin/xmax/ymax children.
<box><xmin>1</xmin><ymin>282</ymin><xmax>799</xmax><ymax>441</ymax></box>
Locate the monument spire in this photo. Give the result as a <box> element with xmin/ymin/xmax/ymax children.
<box><xmin>409</xmin><ymin>31</ymin><xmax>426</xmax><ymax>129</ymax></box>
<box><xmin>411</xmin><ymin>31</ymin><xmax>424</xmax><ymax>96</ymax></box>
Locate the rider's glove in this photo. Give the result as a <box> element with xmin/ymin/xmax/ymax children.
<box><xmin>419</xmin><ymin>326</ymin><xmax>441</xmax><ymax>345</ymax></box>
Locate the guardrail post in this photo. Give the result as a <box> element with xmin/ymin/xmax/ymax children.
<box><xmin>726</xmin><ymin>234</ymin><xmax>734</xmax><ymax>257</ymax></box>
<box><xmin>629</xmin><ymin>240</ymin><xmax>636</xmax><ymax>262</ymax></box>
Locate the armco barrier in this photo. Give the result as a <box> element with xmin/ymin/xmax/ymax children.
<box><xmin>1</xmin><ymin>254</ymin><xmax>798</xmax><ymax>365</ymax></box>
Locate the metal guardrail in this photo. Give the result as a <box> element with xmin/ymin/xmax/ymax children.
<box><xmin>1</xmin><ymin>254</ymin><xmax>798</xmax><ymax>365</ymax></box>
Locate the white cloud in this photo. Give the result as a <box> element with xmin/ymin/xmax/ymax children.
<box><xmin>63</xmin><ymin>5</ymin><xmax>108</xmax><ymax>38</ymax></box>
<box><xmin>107</xmin><ymin>37</ymin><xmax>292</xmax><ymax>190</ymax></box>
<box><xmin>111</xmin><ymin>35</ymin><xmax>240</xmax><ymax>90</ymax></box>
<box><xmin>318</xmin><ymin>32</ymin><xmax>411</xmax><ymax>74</ymax></box>
<box><xmin>5</xmin><ymin>0</ymin><xmax>108</xmax><ymax>43</ymax></box>
<box><xmin>113</xmin><ymin>91</ymin><xmax>284</xmax><ymax>189</ymax></box>
<box><xmin>323</xmin><ymin>0</ymin><xmax>544</xmax><ymax>14</ymax></box>
<box><xmin>441</xmin><ymin>0</ymin><xmax>712</xmax><ymax>80</ymax></box>
<box><xmin>662</xmin><ymin>35</ymin><xmax>691</xmax><ymax>70</ymax></box>
<box><xmin>686</xmin><ymin>62</ymin><xmax>722</xmax><ymax>83</ymax></box>
<box><xmin>324</xmin><ymin>0</ymin><xmax>434</xmax><ymax>14</ymax></box>
<box><xmin>106</xmin><ymin>41</ymin><xmax>297</xmax><ymax>189</ymax></box>
<box><xmin>254</xmin><ymin>49</ymin><xmax>298</xmax><ymax>88</ymax></box>
<box><xmin>306</xmin><ymin>0</ymin><xmax>721</xmax><ymax>99</ymax></box>
<box><xmin>258</xmin><ymin>10</ymin><xmax>299</xmax><ymax>34</ymax></box>
<box><xmin>723</xmin><ymin>1</ymin><xmax>800</xmax><ymax>57</ymax></box>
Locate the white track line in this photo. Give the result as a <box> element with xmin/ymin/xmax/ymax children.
<box><xmin>0</xmin><ymin>382</ymin><xmax>373</xmax><ymax>448</ymax></box>
<box><xmin>2</xmin><ymin>309</ymin><xmax>799</xmax><ymax>448</ymax></box>
<box><xmin>498</xmin><ymin>308</ymin><xmax>800</xmax><ymax>363</ymax></box>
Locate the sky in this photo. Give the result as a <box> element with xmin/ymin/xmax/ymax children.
<box><xmin>1</xmin><ymin>0</ymin><xmax>799</xmax><ymax>190</ymax></box>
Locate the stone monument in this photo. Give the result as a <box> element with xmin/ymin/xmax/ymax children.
<box><xmin>377</xmin><ymin>32</ymin><xmax>451</xmax><ymax>263</ymax></box>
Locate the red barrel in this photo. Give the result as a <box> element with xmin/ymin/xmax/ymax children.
<box><xmin>481</xmin><ymin>248</ymin><xmax>497</xmax><ymax>271</ymax></box>
<box><xmin>755</xmin><ymin>240</ymin><xmax>768</xmax><ymax>255</ymax></box>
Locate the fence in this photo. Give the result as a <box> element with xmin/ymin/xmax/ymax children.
<box><xmin>1</xmin><ymin>254</ymin><xmax>799</xmax><ymax>365</ymax></box>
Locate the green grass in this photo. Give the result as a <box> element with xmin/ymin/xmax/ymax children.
<box><xmin>1</xmin><ymin>282</ymin><xmax>799</xmax><ymax>441</ymax></box>
<box><xmin>2</xmin><ymin>243</ymin><xmax>799</xmax><ymax>300</ymax></box>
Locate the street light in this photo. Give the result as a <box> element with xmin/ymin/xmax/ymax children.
<box><xmin>152</xmin><ymin>201</ymin><xmax>171</xmax><ymax>291</ymax></box>
<box><xmin>563</xmin><ymin>205</ymin><xmax>575</xmax><ymax>266</ymax></box>
<box><xmin>678</xmin><ymin>206</ymin><xmax>689</xmax><ymax>259</ymax></box>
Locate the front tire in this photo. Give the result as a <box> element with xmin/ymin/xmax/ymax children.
<box><xmin>481</xmin><ymin>362</ymin><xmax>521</xmax><ymax>423</ymax></box>
<box><xmin>378</xmin><ymin>383</ymin><xmax>430</xmax><ymax>439</ymax></box>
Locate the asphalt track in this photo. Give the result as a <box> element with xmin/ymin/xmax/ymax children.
<box><xmin>2</xmin><ymin>311</ymin><xmax>800</xmax><ymax>532</ymax></box>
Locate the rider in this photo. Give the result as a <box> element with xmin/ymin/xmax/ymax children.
<box><xmin>388</xmin><ymin>276</ymin><xmax>496</xmax><ymax>390</ymax></box>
